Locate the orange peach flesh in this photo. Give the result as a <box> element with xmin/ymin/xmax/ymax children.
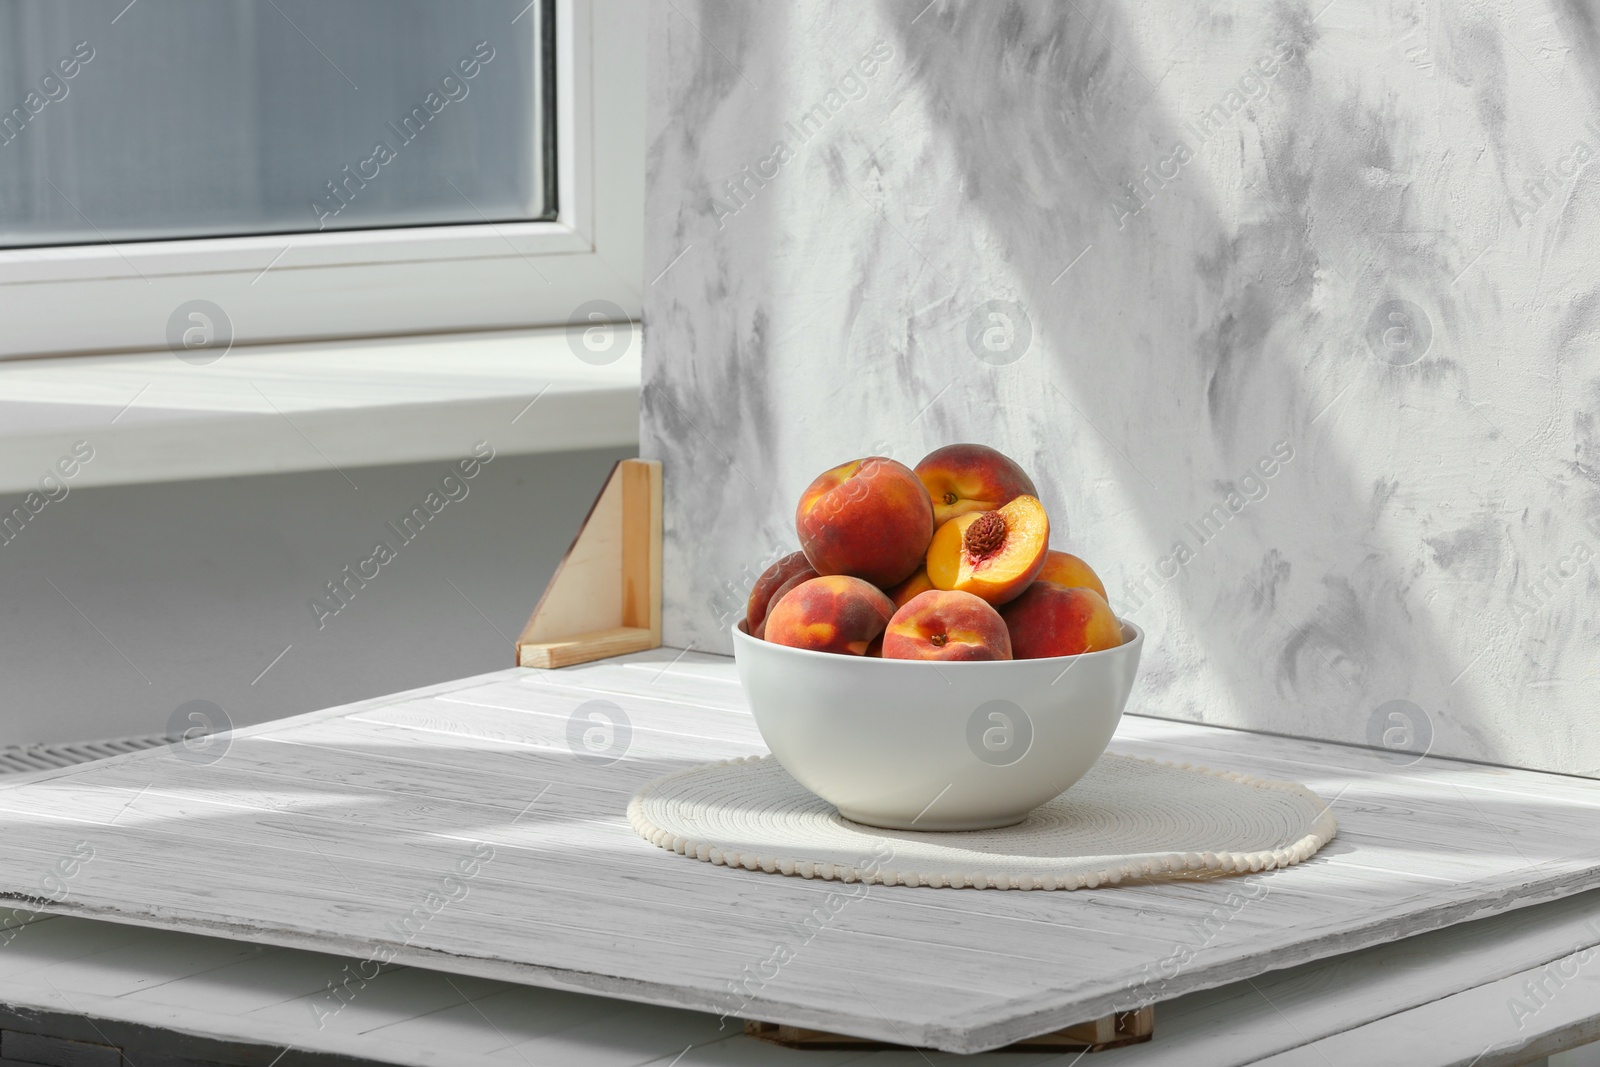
<box><xmin>925</xmin><ymin>495</ymin><xmax>1049</xmax><ymax>605</ymax></box>
<box><xmin>1036</xmin><ymin>550</ymin><xmax>1108</xmax><ymax>603</ymax></box>
<box><xmin>882</xmin><ymin>590</ymin><xmax>1012</xmax><ymax>661</ymax></box>
<box><xmin>762</xmin><ymin>575</ymin><xmax>895</xmax><ymax>656</ymax></box>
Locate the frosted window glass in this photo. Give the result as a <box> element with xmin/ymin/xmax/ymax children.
<box><xmin>0</xmin><ymin>0</ymin><xmax>551</xmax><ymax>248</ymax></box>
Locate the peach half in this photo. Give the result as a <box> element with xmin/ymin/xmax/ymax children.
<box><xmin>999</xmin><ymin>581</ymin><xmax>1122</xmax><ymax>659</ymax></box>
<box><xmin>762</xmin><ymin>575</ymin><xmax>895</xmax><ymax>656</ymax></box>
<box><xmin>925</xmin><ymin>495</ymin><xmax>1049</xmax><ymax>606</ymax></box>
<box><xmin>914</xmin><ymin>443</ymin><xmax>1039</xmax><ymax>526</ymax></box>
<box><xmin>882</xmin><ymin>589</ymin><xmax>1012</xmax><ymax>661</ymax></box>
<box><xmin>796</xmin><ymin>457</ymin><xmax>934</xmax><ymax>588</ymax></box>
<box><xmin>1036</xmin><ymin>550</ymin><xmax>1108</xmax><ymax>603</ymax></box>
<box><xmin>745</xmin><ymin>551</ymin><xmax>816</xmax><ymax>636</ymax></box>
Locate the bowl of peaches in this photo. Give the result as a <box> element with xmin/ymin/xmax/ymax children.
<box><xmin>733</xmin><ymin>444</ymin><xmax>1142</xmax><ymax>831</ymax></box>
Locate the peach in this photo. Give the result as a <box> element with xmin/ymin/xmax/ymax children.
<box><xmin>914</xmin><ymin>443</ymin><xmax>1039</xmax><ymax>526</ymax></box>
<box><xmin>925</xmin><ymin>494</ymin><xmax>1049</xmax><ymax>606</ymax></box>
<box><xmin>999</xmin><ymin>582</ymin><xmax>1122</xmax><ymax>659</ymax></box>
<box><xmin>753</xmin><ymin>566</ymin><xmax>819</xmax><ymax>638</ymax></box>
<box><xmin>1036</xmin><ymin>550</ymin><xmax>1108</xmax><ymax>603</ymax></box>
<box><xmin>883</xmin><ymin>590</ymin><xmax>1012</xmax><ymax>661</ymax></box>
<box><xmin>886</xmin><ymin>566</ymin><xmax>935</xmax><ymax>609</ymax></box>
<box><xmin>745</xmin><ymin>551</ymin><xmax>816</xmax><ymax>635</ymax></box>
<box><xmin>763</xmin><ymin>575</ymin><xmax>895</xmax><ymax>656</ymax></box>
<box><xmin>796</xmin><ymin>457</ymin><xmax>934</xmax><ymax>588</ymax></box>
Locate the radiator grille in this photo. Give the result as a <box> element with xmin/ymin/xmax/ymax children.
<box><xmin>0</xmin><ymin>734</ymin><xmax>178</xmax><ymax>776</ymax></box>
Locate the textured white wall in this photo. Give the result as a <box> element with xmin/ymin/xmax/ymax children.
<box><xmin>641</xmin><ymin>0</ymin><xmax>1600</xmax><ymax>774</ymax></box>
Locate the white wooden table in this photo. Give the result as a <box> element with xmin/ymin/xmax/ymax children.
<box><xmin>4</xmin><ymin>892</ymin><xmax>1600</xmax><ymax>1066</ymax></box>
<box><xmin>2</xmin><ymin>649</ymin><xmax>1600</xmax><ymax>1056</ymax></box>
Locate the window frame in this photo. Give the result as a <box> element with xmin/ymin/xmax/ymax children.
<box><xmin>0</xmin><ymin>0</ymin><xmax>643</xmax><ymax>360</ymax></box>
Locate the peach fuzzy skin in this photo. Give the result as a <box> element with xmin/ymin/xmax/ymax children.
<box><xmin>795</xmin><ymin>457</ymin><xmax>934</xmax><ymax>587</ymax></box>
<box><xmin>1036</xmin><ymin>550</ymin><xmax>1108</xmax><ymax>603</ymax></box>
<box><xmin>914</xmin><ymin>443</ymin><xmax>1039</xmax><ymax>526</ymax></box>
<box><xmin>882</xmin><ymin>590</ymin><xmax>1012</xmax><ymax>662</ymax></box>
<box><xmin>745</xmin><ymin>551</ymin><xmax>816</xmax><ymax>635</ymax></box>
<box><xmin>925</xmin><ymin>494</ymin><xmax>1049</xmax><ymax>606</ymax></box>
<box><xmin>999</xmin><ymin>582</ymin><xmax>1122</xmax><ymax>659</ymax></box>
<box><xmin>752</xmin><ymin>567</ymin><xmax>818</xmax><ymax>638</ymax></box>
<box><xmin>886</xmin><ymin>567</ymin><xmax>935</xmax><ymax>609</ymax></box>
<box><xmin>762</xmin><ymin>575</ymin><xmax>895</xmax><ymax>656</ymax></box>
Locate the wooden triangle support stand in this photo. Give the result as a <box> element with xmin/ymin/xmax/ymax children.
<box><xmin>516</xmin><ymin>459</ymin><xmax>663</xmax><ymax>669</ymax></box>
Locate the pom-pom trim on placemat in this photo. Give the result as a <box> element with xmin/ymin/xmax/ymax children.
<box><xmin>628</xmin><ymin>754</ymin><xmax>1337</xmax><ymax>891</ymax></box>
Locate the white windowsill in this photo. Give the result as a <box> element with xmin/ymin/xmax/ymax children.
<box><xmin>0</xmin><ymin>325</ymin><xmax>641</xmax><ymax>495</ymax></box>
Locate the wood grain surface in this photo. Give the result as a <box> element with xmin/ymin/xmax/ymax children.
<box><xmin>1</xmin><ymin>649</ymin><xmax>1598</xmax><ymax>1053</ymax></box>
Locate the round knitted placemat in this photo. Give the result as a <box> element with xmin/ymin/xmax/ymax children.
<box><xmin>629</xmin><ymin>753</ymin><xmax>1337</xmax><ymax>890</ymax></box>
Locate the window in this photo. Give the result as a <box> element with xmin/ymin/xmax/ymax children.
<box><xmin>0</xmin><ymin>0</ymin><xmax>642</xmax><ymax>359</ymax></box>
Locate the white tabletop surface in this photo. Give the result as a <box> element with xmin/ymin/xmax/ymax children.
<box><xmin>1</xmin><ymin>648</ymin><xmax>1599</xmax><ymax>1053</ymax></box>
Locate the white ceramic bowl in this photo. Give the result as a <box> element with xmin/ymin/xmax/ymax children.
<box><xmin>731</xmin><ymin>619</ymin><xmax>1143</xmax><ymax>830</ymax></box>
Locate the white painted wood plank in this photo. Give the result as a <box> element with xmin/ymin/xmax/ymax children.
<box><xmin>243</xmin><ymin>967</ymin><xmax>511</xmax><ymax>1037</ymax></box>
<box><xmin>3</xmin><ymin>652</ymin><xmax>1600</xmax><ymax>1053</ymax></box>
<box><xmin>467</xmin><ymin>668</ymin><xmax>754</xmax><ymax>715</ymax></box>
<box><xmin>1247</xmin><ymin>942</ymin><xmax>1600</xmax><ymax>1066</ymax></box>
<box><xmin>0</xmin><ymin>830</ymin><xmax>1073</xmax><ymax>1035</ymax></box>
<box><xmin>0</xmin><ymin>967</ymin><xmax>512</xmax><ymax>1067</ymax></box>
<box><xmin>2</xmin><ymin>890</ymin><xmax>1597</xmax><ymax>1067</ymax></box>
<box><xmin>46</xmin><ymin>758</ymin><xmax>1207</xmax><ymax>951</ymax></box>
<box><xmin>0</xmin><ymin>765</ymin><xmax>1517</xmax><ymax>967</ymax></box>
<box><xmin>121</xmin><ymin>946</ymin><xmax>403</xmax><ymax>1019</ymax></box>
<box><xmin>0</xmin><ymin>912</ymin><xmax>150</xmax><ymax>981</ymax></box>
<box><xmin>0</xmin><ymin>760</ymin><xmax>1248</xmax><ymax>961</ymax></box>
<box><xmin>486</xmin><ymin>1001</ymin><xmax>728</xmax><ymax>1066</ymax></box>
<box><xmin>359</xmin><ymin>984</ymin><xmax>630</xmax><ymax>1055</ymax></box>
<box><xmin>354</xmin><ymin>692</ymin><xmax>768</xmax><ymax>758</ymax></box>
<box><xmin>635</xmin><ymin>1037</ymin><xmax>865</xmax><ymax>1066</ymax></box>
<box><xmin>0</xmin><ymin>906</ymin><xmax>52</xmax><ymax>927</ymax></box>
<box><xmin>1092</xmin><ymin>888</ymin><xmax>1600</xmax><ymax>1065</ymax></box>
<box><xmin>16</xmin><ymin>931</ymin><xmax>269</xmax><ymax>998</ymax></box>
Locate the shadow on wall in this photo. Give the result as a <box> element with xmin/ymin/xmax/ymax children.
<box><xmin>875</xmin><ymin>0</ymin><xmax>1600</xmax><ymax>769</ymax></box>
<box><xmin>875</xmin><ymin>0</ymin><xmax>1446</xmax><ymax>747</ymax></box>
<box><xmin>643</xmin><ymin>0</ymin><xmax>1600</xmax><ymax>771</ymax></box>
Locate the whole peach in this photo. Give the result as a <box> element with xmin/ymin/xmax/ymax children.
<box><xmin>763</xmin><ymin>575</ymin><xmax>895</xmax><ymax>656</ymax></box>
<box><xmin>1036</xmin><ymin>550</ymin><xmax>1108</xmax><ymax>603</ymax></box>
<box><xmin>745</xmin><ymin>551</ymin><xmax>816</xmax><ymax>635</ymax></box>
<box><xmin>914</xmin><ymin>443</ymin><xmax>1039</xmax><ymax>526</ymax></box>
<box><xmin>753</xmin><ymin>566</ymin><xmax>819</xmax><ymax>638</ymax></box>
<box><xmin>999</xmin><ymin>582</ymin><xmax>1122</xmax><ymax>659</ymax></box>
<box><xmin>883</xmin><ymin>589</ymin><xmax>1012</xmax><ymax>661</ymax></box>
<box><xmin>795</xmin><ymin>457</ymin><xmax>934</xmax><ymax>588</ymax></box>
<box><xmin>886</xmin><ymin>566</ymin><xmax>935</xmax><ymax>609</ymax></box>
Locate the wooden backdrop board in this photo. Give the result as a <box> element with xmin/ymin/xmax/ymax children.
<box><xmin>1</xmin><ymin>649</ymin><xmax>1599</xmax><ymax>1053</ymax></box>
